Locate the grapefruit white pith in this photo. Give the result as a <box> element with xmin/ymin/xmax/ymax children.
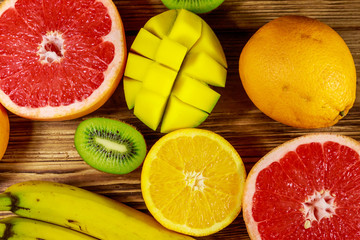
<box><xmin>0</xmin><ymin>0</ymin><xmax>126</xmax><ymax>120</ymax></box>
<box><xmin>243</xmin><ymin>134</ymin><xmax>360</xmax><ymax>239</ymax></box>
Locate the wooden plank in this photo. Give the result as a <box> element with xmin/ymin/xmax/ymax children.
<box><xmin>0</xmin><ymin>0</ymin><xmax>359</xmax><ymax>239</ymax></box>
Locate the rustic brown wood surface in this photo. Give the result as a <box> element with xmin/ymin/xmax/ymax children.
<box><xmin>0</xmin><ymin>0</ymin><xmax>360</xmax><ymax>239</ymax></box>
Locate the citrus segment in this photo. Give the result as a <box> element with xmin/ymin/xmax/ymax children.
<box><xmin>243</xmin><ymin>134</ymin><xmax>360</xmax><ymax>239</ymax></box>
<box><xmin>141</xmin><ymin>129</ymin><xmax>246</xmax><ymax>236</ymax></box>
<box><xmin>0</xmin><ymin>0</ymin><xmax>126</xmax><ymax>120</ymax></box>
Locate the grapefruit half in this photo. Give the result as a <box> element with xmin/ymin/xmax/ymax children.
<box><xmin>0</xmin><ymin>0</ymin><xmax>126</xmax><ymax>120</ymax></box>
<box><xmin>243</xmin><ymin>133</ymin><xmax>360</xmax><ymax>239</ymax></box>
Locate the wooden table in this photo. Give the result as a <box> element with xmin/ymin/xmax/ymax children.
<box><xmin>1</xmin><ymin>0</ymin><xmax>360</xmax><ymax>239</ymax></box>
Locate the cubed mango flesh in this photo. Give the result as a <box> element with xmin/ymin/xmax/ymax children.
<box><xmin>160</xmin><ymin>95</ymin><xmax>209</xmax><ymax>133</ymax></box>
<box><xmin>123</xmin><ymin>77</ymin><xmax>143</xmax><ymax>109</ymax></box>
<box><xmin>155</xmin><ymin>37</ymin><xmax>188</xmax><ymax>71</ymax></box>
<box><xmin>142</xmin><ymin>63</ymin><xmax>177</xmax><ymax>97</ymax></box>
<box><xmin>124</xmin><ymin>9</ymin><xmax>227</xmax><ymax>132</ymax></box>
<box><xmin>124</xmin><ymin>53</ymin><xmax>153</xmax><ymax>81</ymax></box>
<box><xmin>134</xmin><ymin>89</ymin><xmax>168</xmax><ymax>131</ymax></box>
<box><xmin>144</xmin><ymin>9</ymin><xmax>178</xmax><ymax>38</ymax></box>
<box><xmin>168</xmin><ymin>9</ymin><xmax>202</xmax><ymax>49</ymax></box>
<box><xmin>191</xmin><ymin>22</ymin><xmax>228</xmax><ymax>68</ymax></box>
<box><xmin>172</xmin><ymin>74</ymin><xmax>220</xmax><ymax>113</ymax></box>
<box><xmin>130</xmin><ymin>28</ymin><xmax>161</xmax><ymax>60</ymax></box>
<box><xmin>181</xmin><ymin>52</ymin><xmax>227</xmax><ymax>87</ymax></box>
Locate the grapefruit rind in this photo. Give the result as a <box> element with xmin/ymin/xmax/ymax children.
<box><xmin>0</xmin><ymin>0</ymin><xmax>126</xmax><ymax>120</ymax></box>
<box><xmin>0</xmin><ymin>104</ymin><xmax>9</xmax><ymax>160</ymax></box>
<box><xmin>243</xmin><ymin>133</ymin><xmax>360</xmax><ymax>240</ymax></box>
<box><xmin>141</xmin><ymin>128</ymin><xmax>246</xmax><ymax>236</ymax></box>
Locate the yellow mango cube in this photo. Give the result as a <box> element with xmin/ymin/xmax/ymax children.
<box><xmin>124</xmin><ymin>10</ymin><xmax>228</xmax><ymax>133</ymax></box>
<box><xmin>155</xmin><ymin>37</ymin><xmax>187</xmax><ymax>71</ymax></box>
<box><xmin>144</xmin><ymin>9</ymin><xmax>178</xmax><ymax>38</ymax></box>
<box><xmin>172</xmin><ymin>74</ymin><xmax>220</xmax><ymax>113</ymax></box>
<box><xmin>191</xmin><ymin>22</ymin><xmax>228</xmax><ymax>68</ymax></box>
<box><xmin>124</xmin><ymin>53</ymin><xmax>154</xmax><ymax>81</ymax></box>
<box><xmin>134</xmin><ymin>89</ymin><xmax>168</xmax><ymax>131</ymax></box>
<box><xmin>160</xmin><ymin>95</ymin><xmax>209</xmax><ymax>133</ymax></box>
<box><xmin>143</xmin><ymin>63</ymin><xmax>177</xmax><ymax>97</ymax></box>
<box><xmin>130</xmin><ymin>28</ymin><xmax>161</xmax><ymax>60</ymax></box>
<box><xmin>123</xmin><ymin>77</ymin><xmax>143</xmax><ymax>110</ymax></box>
<box><xmin>181</xmin><ymin>52</ymin><xmax>227</xmax><ymax>87</ymax></box>
<box><xmin>168</xmin><ymin>9</ymin><xmax>202</xmax><ymax>49</ymax></box>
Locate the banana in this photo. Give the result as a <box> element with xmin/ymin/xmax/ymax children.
<box><xmin>0</xmin><ymin>181</ymin><xmax>193</xmax><ymax>240</ymax></box>
<box><xmin>0</xmin><ymin>216</ymin><xmax>98</xmax><ymax>240</ymax></box>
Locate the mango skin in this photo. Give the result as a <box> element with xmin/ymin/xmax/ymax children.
<box><xmin>123</xmin><ymin>9</ymin><xmax>227</xmax><ymax>132</ymax></box>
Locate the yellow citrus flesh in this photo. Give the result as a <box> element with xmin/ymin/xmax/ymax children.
<box><xmin>141</xmin><ymin>128</ymin><xmax>246</xmax><ymax>236</ymax></box>
<box><xmin>0</xmin><ymin>104</ymin><xmax>9</xmax><ymax>160</ymax></box>
<box><xmin>239</xmin><ymin>16</ymin><xmax>356</xmax><ymax>128</ymax></box>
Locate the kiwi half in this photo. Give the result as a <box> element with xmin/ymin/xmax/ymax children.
<box><xmin>160</xmin><ymin>0</ymin><xmax>224</xmax><ymax>14</ymax></box>
<box><xmin>74</xmin><ymin>118</ymin><xmax>147</xmax><ymax>174</ymax></box>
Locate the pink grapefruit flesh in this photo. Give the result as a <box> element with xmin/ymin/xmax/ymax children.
<box><xmin>243</xmin><ymin>134</ymin><xmax>360</xmax><ymax>239</ymax></box>
<box><xmin>0</xmin><ymin>0</ymin><xmax>126</xmax><ymax>120</ymax></box>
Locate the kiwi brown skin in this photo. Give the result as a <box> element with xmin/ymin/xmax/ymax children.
<box><xmin>161</xmin><ymin>0</ymin><xmax>225</xmax><ymax>14</ymax></box>
<box><xmin>74</xmin><ymin>118</ymin><xmax>147</xmax><ymax>174</ymax></box>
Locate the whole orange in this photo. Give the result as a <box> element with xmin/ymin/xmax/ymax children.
<box><xmin>239</xmin><ymin>16</ymin><xmax>356</xmax><ymax>128</ymax></box>
<box><xmin>0</xmin><ymin>104</ymin><xmax>9</xmax><ymax>160</ymax></box>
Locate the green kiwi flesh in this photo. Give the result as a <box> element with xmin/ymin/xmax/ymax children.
<box><xmin>74</xmin><ymin>118</ymin><xmax>147</xmax><ymax>174</ymax></box>
<box><xmin>161</xmin><ymin>0</ymin><xmax>224</xmax><ymax>14</ymax></box>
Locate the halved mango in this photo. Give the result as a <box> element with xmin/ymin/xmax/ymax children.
<box><xmin>124</xmin><ymin>53</ymin><xmax>154</xmax><ymax>81</ymax></box>
<box><xmin>172</xmin><ymin>74</ymin><xmax>220</xmax><ymax>113</ymax></box>
<box><xmin>124</xmin><ymin>9</ymin><xmax>227</xmax><ymax>133</ymax></box>
<box><xmin>155</xmin><ymin>37</ymin><xmax>187</xmax><ymax>71</ymax></box>
<box><xmin>123</xmin><ymin>77</ymin><xmax>142</xmax><ymax>109</ymax></box>
<box><xmin>131</xmin><ymin>28</ymin><xmax>161</xmax><ymax>60</ymax></box>
<box><xmin>191</xmin><ymin>22</ymin><xmax>228</xmax><ymax>68</ymax></box>
<box><xmin>168</xmin><ymin>9</ymin><xmax>202</xmax><ymax>49</ymax></box>
<box><xmin>181</xmin><ymin>52</ymin><xmax>227</xmax><ymax>87</ymax></box>
<box><xmin>161</xmin><ymin>95</ymin><xmax>209</xmax><ymax>133</ymax></box>
<box><xmin>134</xmin><ymin>89</ymin><xmax>168</xmax><ymax>131</ymax></box>
<box><xmin>142</xmin><ymin>63</ymin><xmax>177</xmax><ymax>97</ymax></box>
<box><xmin>144</xmin><ymin>9</ymin><xmax>178</xmax><ymax>38</ymax></box>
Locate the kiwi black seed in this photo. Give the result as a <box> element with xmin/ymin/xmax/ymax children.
<box><xmin>74</xmin><ymin>118</ymin><xmax>147</xmax><ymax>174</ymax></box>
<box><xmin>160</xmin><ymin>0</ymin><xmax>224</xmax><ymax>14</ymax></box>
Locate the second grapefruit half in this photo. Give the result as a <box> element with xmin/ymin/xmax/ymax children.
<box><xmin>0</xmin><ymin>0</ymin><xmax>126</xmax><ymax>120</ymax></box>
<box><xmin>243</xmin><ymin>133</ymin><xmax>360</xmax><ymax>239</ymax></box>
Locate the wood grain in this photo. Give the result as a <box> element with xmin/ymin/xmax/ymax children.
<box><xmin>0</xmin><ymin>0</ymin><xmax>360</xmax><ymax>239</ymax></box>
